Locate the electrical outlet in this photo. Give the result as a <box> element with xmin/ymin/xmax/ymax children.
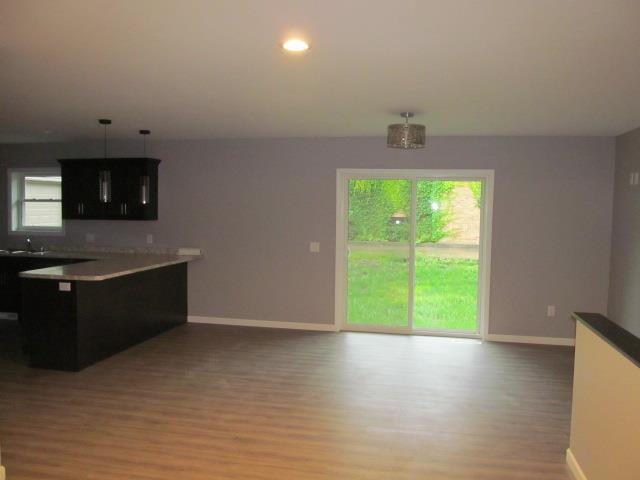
<box><xmin>547</xmin><ymin>305</ymin><xmax>556</xmax><ymax>317</ymax></box>
<box><xmin>309</xmin><ymin>242</ymin><xmax>320</xmax><ymax>253</ymax></box>
<box><xmin>85</xmin><ymin>233</ymin><xmax>95</xmax><ymax>243</ymax></box>
<box><xmin>146</xmin><ymin>234</ymin><xmax>153</xmax><ymax>244</ymax></box>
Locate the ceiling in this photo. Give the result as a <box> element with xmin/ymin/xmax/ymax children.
<box><xmin>1</xmin><ymin>0</ymin><xmax>639</xmax><ymax>142</ymax></box>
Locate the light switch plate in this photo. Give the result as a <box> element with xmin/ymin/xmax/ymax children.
<box><xmin>59</xmin><ymin>282</ymin><xmax>72</xmax><ymax>292</ymax></box>
<box><xmin>146</xmin><ymin>234</ymin><xmax>153</xmax><ymax>244</ymax></box>
<box><xmin>310</xmin><ymin>242</ymin><xmax>320</xmax><ymax>253</ymax></box>
<box><xmin>547</xmin><ymin>305</ymin><xmax>556</xmax><ymax>317</ymax></box>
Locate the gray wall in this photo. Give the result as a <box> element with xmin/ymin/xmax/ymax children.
<box><xmin>608</xmin><ymin>127</ymin><xmax>640</xmax><ymax>338</ymax></box>
<box><xmin>0</xmin><ymin>136</ymin><xmax>614</xmax><ymax>338</ymax></box>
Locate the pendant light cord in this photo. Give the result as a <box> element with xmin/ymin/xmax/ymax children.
<box><xmin>139</xmin><ymin>129</ymin><xmax>151</xmax><ymax>157</ymax></box>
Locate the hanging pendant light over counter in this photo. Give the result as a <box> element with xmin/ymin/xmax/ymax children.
<box><xmin>139</xmin><ymin>129</ymin><xmax>151</xmax><ymax>205</ymax></box>
<box><xmin>98</xmin><ymin>118</ymin><xmax>112</xmax><ymax>203</ymax></box>
<box><xmin>387</xmin><ymin>112</ymin><xmax>426</xmax><ymax>149</ymax></box>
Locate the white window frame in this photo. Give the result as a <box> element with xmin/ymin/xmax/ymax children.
<box><xmin>334</xmin><ymin>168</ymin><xmax>494</xmax><ymax>340</ymax></box>
<box><xmin>7</xmin><ymin>167</ymin><xmax>65</xmax><ymax>236</ymax></box>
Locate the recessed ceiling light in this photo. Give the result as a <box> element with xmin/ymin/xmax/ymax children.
<box><xmin>282</xmin><ymin>38</ymin><xmax>309</xmax><ymax>53</ymax></box>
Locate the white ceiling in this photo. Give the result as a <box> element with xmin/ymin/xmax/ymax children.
<box><xmin>1</xmin><ymin>0</ymin><xmax>639</xmax><ymax>142</ymax></box>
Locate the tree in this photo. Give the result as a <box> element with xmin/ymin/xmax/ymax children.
<box><xmin>348</xmin><ymin>179</ymin><xmax>455</xmax><ymax>243</ymax></box>
<box><xmin>415</xmin><ymin>180</ymin><xmax>455</xmax><ymax>244</ymax></box>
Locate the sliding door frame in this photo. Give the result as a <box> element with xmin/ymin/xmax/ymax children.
<box><xmin>334</xmin><ymin>169</ymin><xmax>494</xmax><ymax>339</ymax></box>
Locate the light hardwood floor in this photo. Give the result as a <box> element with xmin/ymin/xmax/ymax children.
<box><xmin>0</xmin><ymin>321</ymin><xmax>574</xmax><ymax>479</ymax></box>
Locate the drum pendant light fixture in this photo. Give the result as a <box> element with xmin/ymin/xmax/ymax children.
<box><xmin>387</xmin><ymin>112</ymin><xmax>426</xmax><ymax>149</ymax></box>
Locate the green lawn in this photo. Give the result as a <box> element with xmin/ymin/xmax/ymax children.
<box><xmin>347</xmin><ymin>249</ymin><xmax>479</xmax><ymax>331</ymax></box>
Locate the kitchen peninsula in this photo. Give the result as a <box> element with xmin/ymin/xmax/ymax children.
<box><xmin>11</xmin><ymin>247</ymin><xmax>201</xmax><ymax>371</ymax></box>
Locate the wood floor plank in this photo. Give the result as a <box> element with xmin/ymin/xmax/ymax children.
<box><xmin>0</xmin><ymin>321</ymin><xmax>574</xmax><ymax>479</ymax></box>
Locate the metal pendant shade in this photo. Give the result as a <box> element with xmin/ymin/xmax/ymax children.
<box><xmin>387</xmin><ymin>112</ymin><xmax>426</xmax><ymax>149</ymax></box>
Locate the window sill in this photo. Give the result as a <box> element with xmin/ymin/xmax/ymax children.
<box><xmin>8</xmin><ymin>228</ymin><xmax>66</xmax><ymax>237</ymax></box>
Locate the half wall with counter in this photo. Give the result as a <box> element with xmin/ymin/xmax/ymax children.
<box><xmin>18</xmin><ymin>249</ymin><xmax>200</xmax><ymax>371</ymax></box>
<box><xmin>567</xmin><ymin>312</ymin><xmax>640</xmax><ymax>480</ymax></box>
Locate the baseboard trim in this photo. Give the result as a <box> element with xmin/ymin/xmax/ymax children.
<box><xmin>186</xmin><ymin>319</ymin><xmax>574</xmax><ymax>343</ymax></box>
<box><xmin>566</xmin><ymin>448</ymin><xmax>587</xmax><ymax>480</ymax></box>
<box><xmin>188</xmin><ymin>316</ymin><xmax>339</xmax><ymax>332</ymax></box>
<box><xmin>486</xmin><ymin>334</ymin><xmax>575</xmax><ymax>346</ymax></box>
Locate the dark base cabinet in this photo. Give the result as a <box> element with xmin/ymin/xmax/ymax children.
<box><xmin>0</xmin><ymin>257</ymin><xmax>85</xmax><ymax>314</ymax></box>
<box><xmin>21</xmin><ymin>263</ymin><xmax>187</xmax><ymax>371</ymax></box>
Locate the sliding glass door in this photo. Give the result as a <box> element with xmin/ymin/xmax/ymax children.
<box><xmin>412</xmin><ymin>180</ymin><xmax>482</xmax><ymax>332</ymax></box>
<box><xmin>346</xmin><ymin>179</ymin><xmax>411</xmax><ymax>327</ymax></box>
<box><xmin>337</xmin><ymin>170</ymin><xmax>492</xmax><ymax>337</ymax></box>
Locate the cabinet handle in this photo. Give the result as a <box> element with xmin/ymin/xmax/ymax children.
<box><xmin>77</xmin><ymin>203</ymin><xmax>82</xmax><ymax>215</ymax></box>
<box><xmin>124</xmin><ymin>203</ymin><xmax>127</xmax><ymax>215</ymax></box>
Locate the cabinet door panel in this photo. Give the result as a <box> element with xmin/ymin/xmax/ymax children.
<box><xmin>81</xmin><ymin>166</ymin><xmax>103</xmax><ymax>218</ymax></box>
<box><xmin>61</xmin><ymin>164</ymin><xmax>82</xmax><ymax>219</ymax></box>
<box><xmin>61</xmin><ymin>162</ymin><xmax>102</xmax><ymax>219</ymax></box>
<box><xmin>101</xmin><ymin>163</ymin><xmax>129</xmax><ymax>219</ymax></box>
<box><xmin>124</xmin><ymin>163</ymin><xmax>155</xmax><ymax>219</ymax></box>
<box><xmin>0</xmin><ymin>260</ymin><xmax>16</xmax><ymax>312</ymax></box>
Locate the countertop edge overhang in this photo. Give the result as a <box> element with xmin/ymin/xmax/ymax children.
<box><xmin>14</xmin><ymin>252</ymin><xmax>201</xmax><ymax>281</ymax></box>
<box><xmin>572</xmin><ymin>312</ymin><xmax>640</xmax><ymax>368</ymax></box>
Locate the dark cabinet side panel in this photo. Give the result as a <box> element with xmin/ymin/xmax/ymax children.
<box><xmin>75</xmin><ymin>263</ymin><xmax>187</xmax><ymax>369</ymax></box>
<box><xmin>21</xmin><ymin>278</ymin><xmax>79</xmax><ymax>370</ymax></box>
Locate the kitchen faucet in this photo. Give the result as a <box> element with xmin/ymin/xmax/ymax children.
<box><xmin>25</xmin><ymin>237</ymin><xmax>33</xmax><ymax>252</ymax></box>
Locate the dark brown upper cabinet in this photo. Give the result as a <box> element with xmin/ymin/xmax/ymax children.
<box><xmin>59</xmin><ymin>158</ymin><xmax>160</xmax><ymax>220</ymax></box>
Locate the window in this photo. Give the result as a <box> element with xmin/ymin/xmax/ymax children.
<box><xmin>8</xmin><ymin>169</ymin><xmax>63</xmax><ymax>234</ymax></box>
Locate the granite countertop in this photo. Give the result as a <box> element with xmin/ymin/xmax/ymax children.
<box><xmin>573</xmin><ymin>312</ymin><xmax>640</xmax><ymax>368</ymax></box>
<box><xmin>0</xmin><ymin>250</ymin><xmax>105</xmax><ymax>261</ymax></box>
<box><xmin>4</xmin><ymin>247</ymin><xmax>202</xmax><ymax>282</ymax></box>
